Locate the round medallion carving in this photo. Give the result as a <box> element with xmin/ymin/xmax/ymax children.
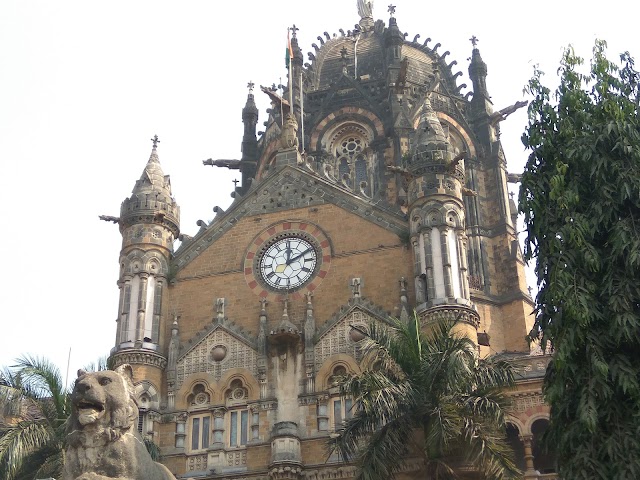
<box><xmin>210</xmin><ymin>345</ymin><xmax>227</xmax><ymax>362</ymax></box>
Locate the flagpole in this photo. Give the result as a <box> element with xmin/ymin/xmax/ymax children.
<box><xmin>288</xmin><ymin>52</ymin><xmax>293</xmax><ymax>112</ymax></box>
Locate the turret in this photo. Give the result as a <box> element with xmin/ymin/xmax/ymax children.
<box><xmin>468</xmin><ymin>38</ymin><xmax>495</xmax><ymax>146</ymax></box>
<box><xmin>241</xmin><ymin>83</ymin><xmax>259</xmax><ymax>190</ymax></box>
<box><xmin>406</xmin><ymin>98</ymin><xmax>479</xmax><ymax>343</ymax></box>
<box><xmin>383</xmin><ymin>7</ymin><xmax>403</xmax><ymax>69</ymax></box>
<box><xmin>111</xmin><ymin>136</ymin><xmax>179</xmax><ymax>375</ymax></box>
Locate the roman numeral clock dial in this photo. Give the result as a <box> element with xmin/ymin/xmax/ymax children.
<box><xmin>259</xmin><ymin>237</ymin><xmax>318</xmax><ymax>290</ymax></box>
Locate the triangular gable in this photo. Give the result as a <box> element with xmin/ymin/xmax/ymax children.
<box><xmin>173</xmin><ymin>165</ymin><xmax>407</xmax><ymax>271</ymax></box>
<box><xmin>175</xmin><ymin>322</ymin><xmax>258</xmax><ymax>389</ymax></box>
<box><xmin>314</xmin><ymin>298</ymin><xmax>393</xmax><ymax>371</ymax></box>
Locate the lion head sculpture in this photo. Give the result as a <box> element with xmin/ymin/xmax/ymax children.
<box><xmin>63</xmin><ymin>364</ymin><xmax>175</xmax><ymax>480</ymax></box>
<box><xmin>68</xmin><ymin>364</ymin><xmax>138</xmax><ymax>440</ymax></box>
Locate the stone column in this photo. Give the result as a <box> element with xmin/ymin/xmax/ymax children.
<box><xmin>521</xmin><ymin>434</ymin><xmax>539</xmax><ymax>479</ymax></box>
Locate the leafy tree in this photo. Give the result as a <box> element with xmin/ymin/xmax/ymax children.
<box><xmin>328</xmin><ymin>315</ymin><xmax>520</xmax><ymax>480</ymax></box>
<box><xmin>520</xmin><ymin>41</ymin><xmax>640</xmax><ymax>479</ymax></box>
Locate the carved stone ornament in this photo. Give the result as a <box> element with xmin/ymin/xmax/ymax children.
<box><xmin>280</xmin><ymin>113</ymin><xmax>299</xmax><ymax>151</ymax></box>
<box><xmin>63</xmin><ymin>365</ymin><xmax>176</xmax><ymax>479</ymax></box>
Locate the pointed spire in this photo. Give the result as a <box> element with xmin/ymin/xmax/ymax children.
<box><xmin>468</xmin><ymin>36</ymin><xmax>489</xmax><ymax>100</ymax></box>
<box><xmin>413</xmin><ymin>96</ymin><xmax>448</xmax><ymax>148</ymax></box>
<box><xmin>132</xmin><ymin>135</ymin><xmax>170</xmax><ymax>196</ymax></box>
<box><xmin>120</xmin><ymin>136</ymin><xmax>180</xmax><ymax>238</ymax></box>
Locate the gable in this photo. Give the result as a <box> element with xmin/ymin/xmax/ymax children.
<box><xmin>176</xmin><ymin>325</ymin><xmax>258</xmax><ymax>389</ymax></box>
<box><xmin>173</xmin><ymin>165</ymin><xmax>407</xmax><ymax>273</ymax></box>
<box><xmin>314</xmin><ymin>300</ymin><xmax>392</xmax><ymax>371</ymax></box>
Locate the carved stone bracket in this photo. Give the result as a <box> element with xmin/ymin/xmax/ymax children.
<box><xmin>417</xmin><ymin>304</ymin><xmax>480</xmax><ymax>329</ymax></box>
<box><xmin>111</xmin><ymin>350</ymin><xmax>167</xmax><ymax>370</ymax></box>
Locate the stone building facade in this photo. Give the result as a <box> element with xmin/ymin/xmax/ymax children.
<box><xmin>105</xmin><ymin>3</ymin><xmax>555</xmax><ymax>478</ymax></box>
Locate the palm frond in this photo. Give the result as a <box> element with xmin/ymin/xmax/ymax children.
<box><xmin>0</xmin><ymin>421</ymin><xmax>54</xmax><ymax>480</ymax></box>
<box><xmin>12</xmin><ymin>355</ymin><xmax>69</xmax><ymax>422</ymax></box>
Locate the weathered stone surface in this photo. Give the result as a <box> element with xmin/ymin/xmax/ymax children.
<box><xmin>63</xmin><ymin>365</ymin><xmax>175</xmax><ymax>480</ymax></box>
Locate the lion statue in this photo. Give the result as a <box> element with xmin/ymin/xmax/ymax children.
<box><xmin>63</xmin><ymin>364</ymin><xmax>175</xmax><ymax>480</ymax></box>
<box><xmin>279</xmin><ymin>112</ymin><xmax>299</xmax><ymax>151</ymax></box>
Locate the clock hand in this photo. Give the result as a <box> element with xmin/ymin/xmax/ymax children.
<box><xmin>286</xmin><ymin>241</ymin><xmax>291</xmax><ymax>263</ymax></box>
<box><xmin>288</xmin><ymin>248</ymin><xmax>312</xmax><ymax>264</ymax></box>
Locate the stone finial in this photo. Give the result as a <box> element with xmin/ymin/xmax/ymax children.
<box><xmin>279</xmin><ymin>113</ymin><xmax>299</xmax><ymax>151</ymax></box>
<box><xmin>150</xmin><ymin>134</ymin><xmax>160</xmax><ymax>149</ymax></box>
<box><xmin>247</xmin><ymin>80</ymin><xmax>255</xmax><ymax>93</ymax></box>
<box><xmin>350</xmin><ymin>278</ymin><xmax>362</xmax><ymax>298</ymax></box>
<box><xmin>216</xmin><ymin>298</ymin><xmax>225</xmax><ymax>322</ymax></box>
<box><xmin>469</xmin><ymin>35</ymin><xmax>478</xmax><ymax>47</ymax></box>
<box><xmin>387</xmin><ymin>4</ymin><xmax>396</xmax><ymax>16</ymax></box>
<box><xmin>290</xmin><ymin>24</ymin><xmax>299</xmax><ymax>39</ymax></box>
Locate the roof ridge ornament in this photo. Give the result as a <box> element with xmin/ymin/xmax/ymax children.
<box><xmin>387</xmin><ymin>4</ymin><xmax>396</xmax><ymax>17</ymax></box>
<box><xmin>357</xmin><ymin>0</ymin><xmax>373</xmax><ymax>19</ymax></box>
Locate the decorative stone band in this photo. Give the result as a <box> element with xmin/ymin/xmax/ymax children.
<box><xmin>269</xmin><ymin>464</ymin><xmax>303</xmax><ymax>480</ymax></box>
<box><xmin>405</xmin><ymin>148</ymin><xmax>465</xmax><ymax>180</ymax></box>
<box><xmin>304</xmin><ymin>457</ymin><xmax>425</xmax><ymax>479</ymax></box>
<box><xmin>417</xmin><ymin>304</ymin><xmax>480</xmax><ymax>329</ymax></box>
<box><xmin>120</xmin><ymin>211</ymin><xmax>180</xmax><ymax>237</ymax></box>
<box><xmin>111</xmin><ymin>349</ymin><xmax>168</xmax><ymax>370</ymax></box>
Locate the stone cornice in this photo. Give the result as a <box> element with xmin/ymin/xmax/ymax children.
<box><xmin>111</xmin><ymin>349</ymin><xmax>167</xmax><ymax>370</ymax></box>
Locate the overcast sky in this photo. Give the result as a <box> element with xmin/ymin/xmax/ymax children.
<box><xmin>1</xmin><ymin>0</ymin><xmax>636</xmax><ymax>386</ymax></box>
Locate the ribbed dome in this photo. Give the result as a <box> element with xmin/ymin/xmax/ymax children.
<box><xmin>307</xmin><ymin>23</ymin><xmax>459</xmax><ymax>95</ymax></box>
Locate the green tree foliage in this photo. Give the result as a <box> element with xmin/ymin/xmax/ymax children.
<box><xmin>328</xmin><ymin>315</ymin><xmax>520</xmax><ymax>480</ymax></box>
<box><xmin>520</xmin><ymin>41</ymin><xmax>640</xmax><ymax>479</ymax></box>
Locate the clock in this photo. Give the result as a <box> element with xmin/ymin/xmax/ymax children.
<box><xmin>259</xmin><ymin>237</ymin><xmax>318</xmax><ymax>290</ymax></box>
<box><xmin>244</xmin><ymin>221</ymin><xmax>332</xmax><ymax>299</ymax></box>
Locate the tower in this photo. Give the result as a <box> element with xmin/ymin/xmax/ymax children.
<box><xmin>110</xmin><ymin>137</ymin><xmax>180</xmax><ymax>407</ymax></box>
<box><xmin>103</xmin><ymin>3</ymin><xmax>551</xmax><ymax>478</ymax></box>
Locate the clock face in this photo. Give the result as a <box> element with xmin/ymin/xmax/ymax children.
<box><xmin>259</xmin><ymin>237</ymin><xmax>318</xmax><ymax>290</ymax></box>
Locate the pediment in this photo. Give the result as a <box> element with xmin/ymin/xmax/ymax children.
<box><xmin>313</xmin><ymin>297</ymin><xmax>393</xmax><ymax>371</ymax></box>
<box><xmin>175</xmin><ymin>322</ymin><xmax>258</xmax><ymax>389</ymax></box>
<box><xmin>173</xmin><ymin>165</ymin><xmax>407</xmax><ymax>271</ymax></box>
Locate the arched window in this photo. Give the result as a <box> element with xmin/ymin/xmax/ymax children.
<box><xmin>505</xmin><ymin>423</ymin><xmax>527</xmax><ymax>472</ymax></box>
<box><xmin>225</xmin><ymin>379</ymin><xmax>252</xmax><ymax>448</ymax></box>
<box><xmin>325</xmin><ymin>124</ymin><xmax>374</xmax><ymax>196</ymax></box>
<box><xmin>531</xmin><ymin>419</ymin><xmax>556</xmax><ymax>473</ymax></box>
<box><xmin>187</xmin><ymin>383</ymin><xmax>211</xmax><ymax>452</ymax></box>
<box><xmin>317</xmin><ymin>365</ymin><xmax>354</xmax><ymax>433</ymax></box>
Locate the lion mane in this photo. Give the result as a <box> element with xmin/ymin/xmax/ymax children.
<box><xmin>63</xmin><ymin>364</ymin><xmax>175</xmax><ymax>480</ymax></box>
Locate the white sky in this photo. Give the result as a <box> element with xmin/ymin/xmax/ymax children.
<box><xmin>1</xmin><ymin>0</ymin><xmax>636</xmax><ymax>385</ymax></box>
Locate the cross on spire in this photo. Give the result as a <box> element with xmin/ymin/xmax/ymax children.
<box><xmin>232</xmin><ymin>178</ymin><xmax>240</xmax><ymax>188</ymax></box>
<box><xmin>470</xmin><ymin>35</ymin><xmax>479</xmax><ymax>47</ymax></box>
<box><xmin>151</xmin><ymin>135</ymin><xmax>160</xmax><ymax>148</ymax></box>
<box><xmin>388</xmin><ymin>4</ymin><xmax>396</xmax><ymax>16</ymax></box>
<box><xmin>247</xmin><ymin>81</ymin><xmax>255</xmax><ymax>93</ymax></box>
<box><xmin>290</xmin><ymin>24</ymin><xmax>299</xmax><ymax>38</ymax></box>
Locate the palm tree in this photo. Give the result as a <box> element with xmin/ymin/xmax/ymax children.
<box><xmin>0</xmin><ymin>355</ymin><xmax>69</xmax><ymax>480</ymax></box>
<box><xmin>328</xmin><ymin>315</ymin><xmax>521</xmax><ymax>480</ymax></box>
